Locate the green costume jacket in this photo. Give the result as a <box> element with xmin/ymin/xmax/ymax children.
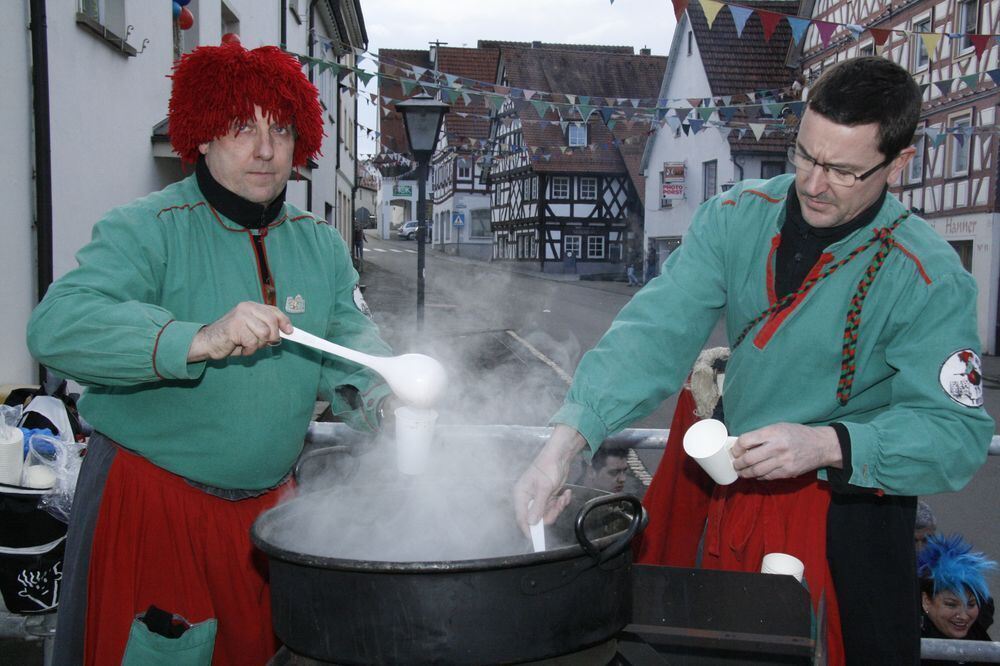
<box><xmin>28</xmin><ymin>174</ymin><xmax>391</xmax><ymax>490</ymax></box>
<box><xmin>553</xmin><ymin>175</ymin><xmax>993</xmax><ymax>495</ymax></box>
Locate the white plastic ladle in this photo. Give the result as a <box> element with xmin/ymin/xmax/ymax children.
<box><xmin>280</xmin><ymin>327</ymin><xmax>447</xmax><ymax>408</ymax></box>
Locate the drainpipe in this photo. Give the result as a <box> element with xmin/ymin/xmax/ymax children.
<box><xmin>280</xmin><ymin>0</ymin><xmax>287</xmax><ymax>49</ymax></box>
<box><xmin>30</xmin><ymin>0</ymin><xmax>53</xmax><ymax>382</ymax></box>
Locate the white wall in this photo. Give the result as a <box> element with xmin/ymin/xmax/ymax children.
<box><xmin>0</xmin><ymin>2</ymin><xmax>35</xmax><ymax>384</ymax></box>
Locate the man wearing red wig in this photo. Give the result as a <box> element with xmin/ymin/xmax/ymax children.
<box><xmin>28</xmin><ymin>44</ymin><xmax>394</xmax><ymax>664</ymax></box>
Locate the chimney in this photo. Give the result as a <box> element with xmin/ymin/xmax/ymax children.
<box><xmin>532</xmin><ymin>41</ymin><xmax>542</xmax><ymax>49</ymax></box>
<box><xmin>639</xmin><ymin>47</ymin><xmax>652</xmax><ymax>56</ymax></box>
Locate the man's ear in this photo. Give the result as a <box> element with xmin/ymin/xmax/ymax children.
<box><xmin>887</xmin><ymin>146</ymin><xmax>916</xmax><ymax>184</ymax></box>
<box><xmin>198</xmin><ymin>142</ymin><xmax>211</xmax><ymax>156</ymax></box>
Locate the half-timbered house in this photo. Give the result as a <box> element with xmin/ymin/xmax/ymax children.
<box><xmin>429</xmin><ymin>46</ymin><xmax>499</xmax><ymax>260</ymax></box>
<box><xmin>485</xmin><ymin>45</ymin><xmax>667</xmax><ymax>274</ymax></box>
<box><xmin>797</xmin><ymin>0</ymin><xmax>1000</xmax><ymax>352</ymax></box>
<box><xmin>642</xmin><ymin>1</ymin><xmax>800</xmax><ymax>271</ymax></box>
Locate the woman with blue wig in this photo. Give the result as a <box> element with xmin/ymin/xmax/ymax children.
<box><xmin>918</xmin><ymin>533</ymin><xmax>996</xmax><ymax>662</ymax></box>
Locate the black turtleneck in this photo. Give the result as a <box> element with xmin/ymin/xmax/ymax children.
<box><xmin>195</xmin><ymin>156</ymin><xmax>286</xmax><ymax>229</ymax></box>
<box><xmin>776</xmin><ymin>182</ymin><xmax>887</xmax><ymax>300</ymax></box>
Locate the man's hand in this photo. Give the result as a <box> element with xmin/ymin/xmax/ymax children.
<box><xmin>731</xmin><ymin>423</ymin><xmax>842</xmax><ymax>481</ymax></box>
<box><xmin>513</xmin><ymin>424</ymin><xmax>588</xmax><ymax>535</ymax></box>
<box><xmin>187</xmin><ymin>302</ymin><xmax>292</xmax><ymax>362</ymax></box>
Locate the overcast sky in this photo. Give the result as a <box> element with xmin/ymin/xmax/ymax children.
<box><xmin>356</xmin><ymin>0</ymin><xmax>677</xmax><ymax>156</ymax></box>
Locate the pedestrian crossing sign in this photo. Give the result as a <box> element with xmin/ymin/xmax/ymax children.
<box><xmin>452</xmin><ymin>211</ymin><xmax>465</xmax><ymax>227</ymax></box>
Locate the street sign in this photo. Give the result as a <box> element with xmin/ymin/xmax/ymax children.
<box><xmin>393</xmin><ymin>184</ymin><xmax>413</xmax><ymax>197</ymax></box>
<box><xmin>452</xmin><ymin>211</ymin><xmax>465</xmax><ymax>227</ymax></box>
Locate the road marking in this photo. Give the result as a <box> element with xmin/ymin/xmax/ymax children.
<box><xmin>504</xmin><ymin>329</ymin><xmax>652</xmax><ymax>486</ymax></box>
<box><xmin>404</xmin><ymin>249</ymin><xmax>417</xmax><ymax>254</ymax></box>
<box><xmin>389</xmin><ymin>249</ymin><xmax>403</xmax><ymax>253</ymax></box>
<box><xmin>370</xmin><ymin>248</ymin><xmax>387</xmax><ymax>252</ymax></box>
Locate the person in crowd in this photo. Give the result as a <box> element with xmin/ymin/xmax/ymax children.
<box><xmin>514</xmin><ymin>56</ymin><xmax>993</xmax><ymax>666</ymax></box>
<box><xmin>27</xmin><ymin>43</ymin><xmax>395</xmax><ymax>665</ymax></box>
<box><xmin>578</xmin><ymin>447</ymin><xmax>630</xmax><ymax>494</ymax></box>
<box><xmin>643</xmin><ymin>240</ymin><xmax>659</xmax><ymax>284</ymax></box>
<box><xmin>626</xmin><ymin>254</ymin><xmax>642</xmax><ymax>287</ymax></box>
<box><xmin>918</xmin><ymin>533</ymin><xmax>995</xmax><ymax>664</ymax></box>
<box><xmin>915</xmin><ymin>499</ymin><xmax>938</xmax><ymax>553</ymax></box>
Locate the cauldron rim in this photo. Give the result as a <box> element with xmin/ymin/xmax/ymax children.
<box><xmin>251</xmin><ymin>484</ymin><xmax>638</xmax><ymax>573</ymax></box>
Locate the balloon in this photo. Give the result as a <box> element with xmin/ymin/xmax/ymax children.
<box><xmin>178</xmin><ymin>7</ymin><xmax>194</xmax><ymax>30</ymax></box>
<box><xmin>221</xmin><ymin>32</ymin><xmax>241</xmax><ymax>45</ymax></box>
<box><xmin>176</xmin><ymin>0</ymin><xmax>192</xmax><ymax>5</ymax></box>
<box><xmin>172</xmin><ymin>2</ymin><xmax>180</xmax><ymax>18</ymax></box>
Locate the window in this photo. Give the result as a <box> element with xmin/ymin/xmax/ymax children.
<box><xmin>859</xmin><ymin>41</ymin><xmax>874</xmax><ymax>57</ymax></box>
<box><xmin>445</xmin><ymin>211</ymin><xmax>452</xmax><ymax>241</ymax></box>
<box><xmin>609</xmin><ymin>242</ymin><xmax>623</xmax><ymax>262</ymax></box>
<box><xmin>761</xmin><ymin>161</ymin><xmax>785</xmax><ymax>180</ymax></box>
<box><xmin>587</xmin><ymin>236</ymin><xmax>606</xmax><ymax>259</ymax></box>
<box><xmin>552</xmin><ymin>177</ymin><xmax>570</xmax><ymax>199</ymax></box>
<box><xmin>908</xmin><ymin>131</ymin><xmax>925</xmax><ymax>184</ymax></box>
<box><xmin>912</xmin><ymin>15</ymin><xmax>932</xmax><ymax>70</ymax></box>
<box><xmin>702</xmin><ymin>160</ymin><xmax>717</xmax><ymax>201</ymax></box>
<box><xmin>564</xmin><ymin>235</ymin><xmax>582</xmax><ymax>258</ymax></box>
<box><xmin>949</xmin><ymin>240</ymin><xmax>974</xmax><ymax>273</ymax></box>
<box><xmin>527</xmin><ymin>177</ymin><xmax>538</xmax><ymax>201</ymax></box>
<box><xmin>568</xmin><ymin>123</ymin><xmax>587</xmax><ymax>147</ymax></box>
<box><xmin>949</xmin><ymin>114</ymin><xmax>972</xmax><ymax>177</ymax></box>
<box><xmin>687</xmin><ymin>31</ymin><xmax>693</xmax><ymax>56</ymax></box>
<box><xmin>79</xmin><ymin>0</ymin><xmax>134</xmax><ymax>54</ymax></box>
<box><xmin>957</xmin><ymin>0</ymin><xmax>979</xmax><ymax>53</ymax></box>
<box><xmin>579</xmin><ymin>177</ymin><xmax>597</xmax><ymax>200</ymax></box>
<box><xmin>221</xmin><ymin>2</ymin><xmax>240</xmax><ymax>37</ymax></box>
<box><xmin>457</xmin><ymin>159</ymin><xmax>472</xmax><ymax>179</ymax></box>
<box><xmin>470</xmin><ymin>209</ymin><xmax>491</xmax><ymax>238</ymax></box>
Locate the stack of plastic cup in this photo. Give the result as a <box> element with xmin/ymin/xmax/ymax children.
<box><xmin>761</xmin><ymin>552</ymin><xmax>805</xmax><ymax>582</ymax></box>
<box><xmin>0</xmin><ymin>425</ymin><xmax>25</xmax><ymax>486</ymax></box>
<box><xmin>394</xmin><ymin>406</ymin><xmax>438</xmax><ymax>475</ymax></box>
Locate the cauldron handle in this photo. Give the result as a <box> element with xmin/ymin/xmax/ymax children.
<box><xmin>574</xmin><ymin>493</ymin><xmax>647</xmax><ymax>564</ymax></box>
<box><xmin>293</xmin><ymin>446</ymin><xmax>356</xmax><ymax>486</ymax></box>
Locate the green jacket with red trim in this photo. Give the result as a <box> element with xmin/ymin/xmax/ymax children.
<box><xmin>553</xmin><ymin>174</ymin><xmax>993</xmax><ymax>495</ymax></box>
<box><xmin>27</xmin><ymin>173</ymin><xmax>392</xmax><ymax>490</ymax></box>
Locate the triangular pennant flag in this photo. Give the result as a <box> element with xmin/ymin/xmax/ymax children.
<box><xmin>671</xmin><ymin>0</ymin><xmax>690</xmax><ymax>22</ymax></box>
<box><xmin>988</xmin><ymin>69</ymin><xmax>1000</xmax><ymax>86</ymax></box>
<box><xmin>931</xmin><ymin>132</ymin><xmax>947</xmax><ymax>149</ymax></box>
<box><xmin>960</xmin><ymin>74</ymin><xmax>979</xmax><ymax>90</ymax></box>
<box><xmin>785</xmin><ymin>101</ymin><xmax>806</xmax><ymax>119</ymax></box>
<box><xmin>674</xmin><ymin>107</ymin><xmax>692</xmax><ymax>123</ymax></box>
<box><xmin>717</xmin><ymin>126</ymin><xmax>733</xmax><ymax>140</ymax></box>
<box><xmin>681</xmin><ymin>123</ymin><xmax>691</xmax><ymax>136</ymax></box>
<box><xmin>845</xmin><ymin>23</ymin><xmax>865</xmax><ymax>41</ymax></box>
<box><xmin>934</xmin><ymin>79</ymin><xmax>954</xmax><ymax>96</ymax></box>
<box><xmin>530</xmin><ymin>99</ymin><xmax>551</xmax><ymax>118</ymax></box>
<box><xmin>443</xmin><ymin>88</ymin><xmax>461</xmax><ymax>104</ymax></box>
<box><xmin>719</xmin><ymin>106</ymin><xmax>738</xmax><ymax>122</ymax></box>
<box><xmin>786</xmin><ymin>16</ymin><xmax>810</xmax><ymax>45</ymax></box>
<box><xmin>920</xmin><ymin>32</ymin><xmax>943</xmax><ymax>61</ymax></box>
<box><xmin>600</xmin><ymin>108</ymin><xmax>614</xmax><ymax>124</ymax></box>
<box><xmin>923</xmin><ymin>127</ymin><xmax>940</xmax><ymax>144</ymax></box>
<box><xmin>757</xmin><ymin>9</ymin><xmax>784</xmax><ymax>42</ymax></box>
<box><xmin>400</xmin><ymin>78</ymin><xmax>418</xmax><ymax>96</ymax></box>
<box><xmin>523</xmin><ymin>89</ymin><xmax>536</xmax><ymax>101</ymax></box>
<box><xmin>565</xmin><ymin>94</ymin><xmax>577</xmax><ymax>105</ymax></box>
<box><xmin>918</xmin><ymin>82</ymin><xmax>930</xmax><ymax>95</ymax></box>
<box><xmin>689</xmin><ymin>118</ymin><xmax>704</xmax><ymax>134</ymax></box>
<box><xmin>953</xmin><ymin>131</ymin><xmax>965</xmax><ymax>148</ymax></box>
<box><xmin>577</xmin><ymin>104</ymin><xmax>596</xmax><ymax>122</ymax></box>
<box><xmin>699</xmin><ymin>0</ymin><xmax>725</xmax><ymax>29</ymax></box>
<box><xmin>765</xmin><ymin>101</ymin><xmax>784</xmax><ymax>118</ymax></box>
<box><xmin>607</xmin><ymin>119</ymin><xmax>617</xmax><ymax>130</ymax></box>
<box><xmin>488</xmin><ymin>94</ymin><xmax>505</xmax><ymax>113</ymax></box>
<box><xmin>666</xmin><ymin>115</ymin><xmax>681</xmax><ymax>132</ymax></box>
<box><xmin>815</xmin><ymin>20</ymin><xmax>838</xmax><ymax>47</ymax></box>
<box><xmin>698</xmin><ymin>106</ymin><xmax>714</xmax><ymax>122</ymax></box>
<box><xmin>578</xmin><ymin>95</ymin><xmax>591</xmax><ymax>106</ymax></box>
<box><xmin>444</xmin><ymin>73</ymin><xmax>459</xmax><ymax>88</ymax></box>
<box><xmin>461</xmin><ymin>92</ymin><xmax>471</xmax><ymax>106</ymax></box>
<box><xmin>749</xmin><ymin>123</ymin><xmax>767</xmax><ymax>141</ymax></box>
<box><xmin>728</xmin><ymin>5</ymin><xmax>753</xmax><ymax>38</ymax></box>
<box><xmin>411</xmin><ymin>65</ymin><xmax>428</xmax><ymax>79</ymax></box>
<box><xmin>356</xmin><ymin>70</ymin><xmax>375</xmax><ymax>86</ymax></box>
<box><xmin>969</xmin><ymin>34</ymin><xmax>992</xmax><ymax>59</ymax></box>
<box><xmin>868</xmin><ymin>27</ymin><xmax>892</xmax><ymax>46</ymax></box>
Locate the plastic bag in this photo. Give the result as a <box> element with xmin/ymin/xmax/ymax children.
<box><xmin>22</xmin><ymin>433</ymin><xmax>85</xmax><ymax>523</ymax></box>
<box><xmin>0</xmin><ymin>405</ymin><xmax>23</xmax><ymax>431</ymax></box>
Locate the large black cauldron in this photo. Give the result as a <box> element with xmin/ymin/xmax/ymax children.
<box><xmin>252</xmin><ymin>482</ymin><xmax>645</xmax><ymax>665</ymax></box>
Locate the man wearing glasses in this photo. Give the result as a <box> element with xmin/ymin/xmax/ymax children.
<box><xmin>516</xmin><ymin>57</ymin><xmax>993</xmax><ymax>664</ymax></box>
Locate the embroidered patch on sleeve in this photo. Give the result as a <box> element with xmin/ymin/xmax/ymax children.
<box><xmin>939</xmin><ymin>349</ymin><xmax>984</xmax><ymax>407</ymax></box>
<box><xmin>353</xmin><ymin>284</ymin><xmax>373</xmax><ymax>320</ymax></box>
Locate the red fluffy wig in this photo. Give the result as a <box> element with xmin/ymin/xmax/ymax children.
<box><xmin>168</xmin><ymin>43</ymin><xmax>324</xmax><ymax>166</ymax></box>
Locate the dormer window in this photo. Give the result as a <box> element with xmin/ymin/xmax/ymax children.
<box><xmin>568</xmin><ymin>123</ymin><xmax>588</xmax><ymax>147</ymax></box>
<box><xmin>457</xmin><ymin>158</ymin><xmax>471</xmax><ymax>179</ymax></box>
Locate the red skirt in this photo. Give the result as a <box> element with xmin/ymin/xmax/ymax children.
<box><xmin>84</xmin><ymin>446</ymin><xmax>292</xmax><ymax>665</ymax></box>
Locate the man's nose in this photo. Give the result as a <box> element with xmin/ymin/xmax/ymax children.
<box><xmin>255</xmin><ymin>131</ymin><xmax>274</xmax><ymax>160</ymax></box>
<box><xmin>800</xmin><ymin>163</ymin><xmax>828</xmax><ymax>195</ymax></box>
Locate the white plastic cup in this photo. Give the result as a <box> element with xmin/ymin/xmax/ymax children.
<box><xmin>22</xmin><ymin>465</ymin><xmax>57</xmax><ymax>490</ymax></box>
<box><xmin>0</xmin><ymin>427</ymin><xmax>24</xmax><ymax>486</ymax></box>
<box><xmin>682</xmin><ymin>419</ymin><xmax>738</xmax><ymax>485</ymax></box>
<box><xmin>761</xmin><ymin>552</ymin><xmax>805</xmax><ymax>582</ymax></box>
<box><xmin>394</xmin><ymin>406</ymin><xmax>438</xmax><ymax>475</ymax></box>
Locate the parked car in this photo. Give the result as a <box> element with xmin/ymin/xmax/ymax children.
<box><xmin>397</xmin><ymin>220</ymin><xmax>419</xmax><ymax>240</ymax></box>
<box><xmin>397</xmin><ymin>220</ymin><xmax>431</xmax><ymax>241</ymax></box>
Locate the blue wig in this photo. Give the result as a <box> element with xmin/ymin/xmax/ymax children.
<box><xmin>918</xmin><ymin>533</ymin><xmax>997</xmax><ymax>605</ymax></box>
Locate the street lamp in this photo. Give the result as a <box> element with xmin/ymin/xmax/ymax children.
<box><xmin>395</xmin><ymin>93</ymin><xmax>449</xmax><ymax>330</ymax></box>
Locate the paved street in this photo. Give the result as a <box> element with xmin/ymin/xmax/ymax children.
<box><xmin>360</xmin><ymin>231</ymin><xmax>1000</xmax><ymax>581</ymax></box>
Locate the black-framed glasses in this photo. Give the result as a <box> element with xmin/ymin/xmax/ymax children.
<box><xmin>787</xmin><ymin>145</ymin><xmax>892</xmax><ymax>187</ymax></box>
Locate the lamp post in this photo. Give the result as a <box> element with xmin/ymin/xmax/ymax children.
<box><xmin>395</xmin><ymin>94</ymin><xmax>449</xmax><ymax>330</ymax></box>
